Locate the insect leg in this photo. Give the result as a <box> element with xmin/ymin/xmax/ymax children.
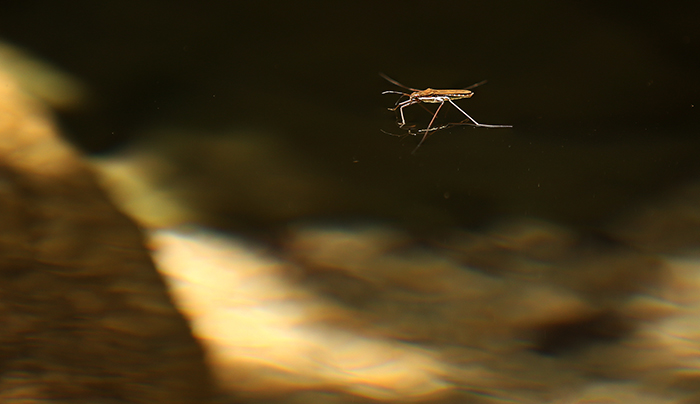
<box><xmin>425</xmin><ymin>100</ymin><xmax>444</xmax><ymax>132</ymax></box>
<box><xmin>381</xmin><ymin>129</ymin><xmax>413</xmax><ymax>139</ymax></box>
<box><xmin>447</xmin><ymin>98</ymin><xmax>480</xmax><ymax>125</ymax></box>
<box><xmin>412</xmin><ymin>101</ymin><xmax>445</xmax><ymax>154</ymax></box>
<box><xmin>381</xmin><ymin>90</ymin><xmax>408</xmax><ymax>95</ymax></box>
<box><xmin>382</xmin><ymin>91</ymin><xmax>410</xmax><ymax>110</ymax></box>
<box><xmin>397</xmin><ymin>99</ymin><xmax>418</xmax><ymax>128</ymax></box>
<box><xmin>447</xmin><ymin>99</ymin><xmax>512</xmax><ymax>128</ymax></box>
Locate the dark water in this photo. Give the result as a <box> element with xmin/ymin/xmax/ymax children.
<box><xmin>1</xmin><ymin>1</ymin><xmax>699</xmax><ymax>230</ymax></box>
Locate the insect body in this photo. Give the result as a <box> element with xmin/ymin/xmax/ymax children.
<box><xmin>380</xmin><ymin>73</ymin><xmax>511</xmax><ymax>153</ymax></box>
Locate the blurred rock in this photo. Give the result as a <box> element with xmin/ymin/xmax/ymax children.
<box><xmin>145</xmin><ymin>215</ymin><xmax>700</xmax><ymax>404</ymax></box>
<box><xmin>0</xmin><ymin>57</ymin><xmax>212</xmax><ymax>402</ymax></box>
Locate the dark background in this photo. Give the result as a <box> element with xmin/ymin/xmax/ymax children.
<box><xmin>1</xmin><ymin>0</ymin><xmax>698</xmax><ymax>231</ymax></box>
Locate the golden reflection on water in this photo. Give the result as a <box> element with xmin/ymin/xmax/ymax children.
<box><xmin>151</xmin><ymin>228</ymin><xmax>454</xmax><ymax>402</ymax></box>
<box><xmin>147</xmin><ymin>222</ymin><xmax>700</xmax><ymax>404</ymax></box>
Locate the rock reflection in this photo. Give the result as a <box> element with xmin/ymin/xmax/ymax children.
<box><xmin>151</xmin><ymin>229</ymin><xmax>453</xmax><ymax>402</ymax></box>
<box><xmin>148</xmin><ymin>217</ymin><xmax>700</xmax><ymax>403</ymax></box>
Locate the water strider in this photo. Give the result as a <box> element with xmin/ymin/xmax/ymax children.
<box><xmin>380</xmin><ymin>73</ymin><xmax>511</xmax><ymax>153</ymax></box>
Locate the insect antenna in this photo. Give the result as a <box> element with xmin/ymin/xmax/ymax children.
<box><xmin>464</xmin><ymin>80</ymin><xmax>488</xmax><ymax>90</ymax></box>
<box><xmin>379</xmin><ymin>73</ymin><xmax>421</xmax><ymax>92</ymax></box>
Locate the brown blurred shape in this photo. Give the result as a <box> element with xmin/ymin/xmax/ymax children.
<box><xmin>0</xmin><ymin>58</ymin><xmax>213</xmax><ymax>402</ymax></box>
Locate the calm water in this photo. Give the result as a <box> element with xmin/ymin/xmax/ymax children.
<box><xmin>1</xmin><ymin>1</ymin><xmax>699</xmax><ymax>229</ymax></box>
<box><xmin>1</xmin><ymin>2</ymin><xmax>700</xmax><ymax>403</ymax></box>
